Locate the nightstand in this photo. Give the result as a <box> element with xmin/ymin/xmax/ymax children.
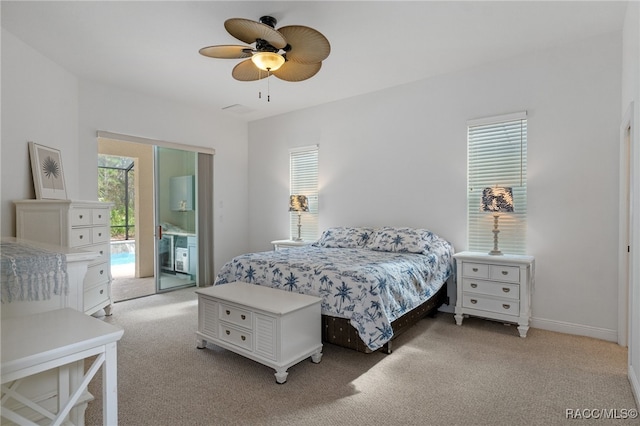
<box><xmin>271</xmin><ymin>239</ymin><xmax>312</xmax><ymax>250</ymax></box>
<box><xmin>453</xmin><ymin>251</ymin><xmax>535</xmax><ymax>337</ymax></box>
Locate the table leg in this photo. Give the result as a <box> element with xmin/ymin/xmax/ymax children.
<box><xmin>103</xmin><ymin>341</ymin><xmax>119</xmax><ymax>425</ymax></box>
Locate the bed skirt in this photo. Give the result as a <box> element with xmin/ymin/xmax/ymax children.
<box><xmin>321</xmin><ymin>282</ymin><xmax>448</xmax><ymax>354</ymax></box>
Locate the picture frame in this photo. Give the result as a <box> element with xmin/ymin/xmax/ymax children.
<box><xmin>28</xmin><ymin>141</ymin><xmax>67</xmax><ymax>199</ymax></box>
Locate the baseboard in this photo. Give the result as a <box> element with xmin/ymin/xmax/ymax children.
<box><xmin>530</xmin><ymin>317</ymin><xmax>618</xmax><ymax>342</ymax></box>
<box><xmin>629</xmin><ymin>364</ymin><xmax>640</xmax><ymax>408</ymax></box>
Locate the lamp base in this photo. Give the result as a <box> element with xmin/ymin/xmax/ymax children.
<box><xmin>489</xmin><ymin>215</ymin><xmax>503</xmax><ymax>256</ymax></box>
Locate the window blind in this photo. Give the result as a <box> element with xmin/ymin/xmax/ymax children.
<box><xmin>467</xmin><ymin>112</ymin><xmax>527</xmax><ymax>254</ymax></box>
<box><xmin>290</xmin><ymin>145</ymin><xmax>319</xmax><ymax>241</ymax></box>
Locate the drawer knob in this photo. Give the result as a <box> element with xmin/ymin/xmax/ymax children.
<box><xmin>79</xmin><ymin>235</ymin><xmax>83</xmax><ymax>239</ymax></box>
<box><xmin>79</xmin><ymin>214</ymin><xmax>83</xmax><ymax>219</ymax></box>
<box><xmin>100</xmin><ymin>289</ymin><xmax>104</xmax><ymax>294</ymax></box>
<box><xmin>470</xmin><ymin>299</ymin><xmax>477</xmax><ymax>304</ymax></box>
<box><xmin>502</xmin><ymin>271</ymin><xmax>508</xmax><ymax>275</ymax></box>
<box><xmin>225</xmin><ymin>330</ymin><xmax>230</xmax><ymax>335</ymax></box>
<box><xmin>100</xmin><ymin>250</ymin><xmax>104</xmax><ymax>255</ymax></box>
<box><xmin>502</xmin><ymin>304</ymin><xmax>511</xmax><ymax>310</ymax></box>
<box><xmin>98</xmin><ymin>214</ymin><xmax>102</xmax><ymax>219</ymax></box>
<box><xmin>241</xmin><ymin>314</ymin><xmax>246</xmax><ymax>320</ymax></box>
<box><xmin>100</xmin><ymin>270</ymin><xmax>104</xmax><ymax>275</ymax></box>
<box><xmin>225</xmin><ymin>310</ymin><xmax>230</xmax><ymax>315</ymax></box>
<box><xmin>472</xmin><ymin>267</ymin><xmax>479</xmax><ymax>272</ymax></box>
<box><xmin>502</xmin><ymin>288</ymin><xmax>510</xmax><ymax>293</ymax></box>
<box><xmin>98</xmin><ymin>232</ymin><xmax>102</xmax><ymax>237</ymax></box>
<box><xmin>241</xmin><ymin>335</ymin><xmax>246</xmax><ymax>341</ymax></box>
<box><xmin>470</xmin><ymin>283</ymin><xmax>478</xmax><ymax>288</ymax></box>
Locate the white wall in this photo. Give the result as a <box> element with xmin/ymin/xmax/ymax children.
<box><xmin>1</xmin><ymin>29</ymin><xmax>250</xmax><ymax>276</ymax></box>
<box><xmin>1</xmin><ymin>30</ymin><xmax>79</xmax><ymax>233</ymax></box>
<box><xmin>249</xmin><ymin>32</ymin><xmax>622</xmax><ymax>341</ymax></box>
<box><xmin>621</xmin><ymin>0</ymin><xmax>640</xmax><ymax>407</ymax></box>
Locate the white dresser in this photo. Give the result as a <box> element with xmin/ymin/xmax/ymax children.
<box><xmin>196</xmin><ymin>282</ymin><xmax>323</xmax><ymax>384</ymax></box>
<box><xmin>453</xmin><ymin>251</ymin><xmax>535</xmax><ymax>337</ymax></box>
<box><xmin>15</xmin><ymin>199</ymin><xmax>113</xmax><ymax>316</ymax></box>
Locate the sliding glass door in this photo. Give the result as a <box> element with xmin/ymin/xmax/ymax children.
<box><xmin>155</xmin><ymin>147</ymin><xmax>198</xmax><ymax>292</ymax></box>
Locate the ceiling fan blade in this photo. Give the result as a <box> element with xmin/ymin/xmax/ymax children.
<box><xmin>225</xmin><ymin>18</ymin><xmax>287</xmax><ymax>49</ymax></box>
<box><xmin>273</xmin><ymin>61</ymin><xmax>322</xmax><ymax>82</ymax></box>
<box><xmin>199</xmin><ymin>45</ymin><xmax>251</xmax><ymax>59</ymax></box>
<box><xmin>231</xmin><ymin>59</ymin><xmax>270</xmax><ymax>81</ymax></box>
<box><xmin>278</xmin><ymin>26</ymin><xmax>330</xmax><ymax>64</ymax></box>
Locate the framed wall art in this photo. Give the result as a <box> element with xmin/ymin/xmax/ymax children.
<box><xmin>28</xmin><ymin>142</ymin><xmax>67</xmax><ymax>199</ymax></box>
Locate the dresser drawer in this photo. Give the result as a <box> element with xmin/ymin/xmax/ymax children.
<box><xmin>92</xmin><ymin>209</ymin><xmax>110</xmax><ymax>225</ymax></box>
<box><xmin>489</xmin><ymin>265</ymin><xmax>520</xmax><ymax>283</ymax></box>
<box><xmin>89</xmin><ymin>243</ymin><xmax>110</xmax><ymax>266</ymax></box>
<box><xmin>92</xmin><ymin>226</ymin><xmax>110</xmax><ymax>244</ymax></box>
<box><xmin>462</xmin><ymin>278</ymin><xmax>519</xmax><ymax>300</ymax></box>
<box><xmin>462</xmin><ymin>262</ymin><xmax>489</xmax><ymax>279</ymax></box>
<box><xmin>462</xmin><ymin>294</ymin><xmax>519</xmax><ymax>316</ymax></box>
<box><xmin>85</xmin><ymin>281</ymin><xmax>109</xmax><ymax>311</ymax></box>
<box><xmin>219</xmin><ymin>303</ymin><xmax>253</xmax><ymax>329</ymax></box>
<box><xmin>70</xmin><ymin>208</ymin><xmax>92</xmax><ymax>226</ymax></box>
<box><xmin>85</xmin><ymin>262</ymin><xmax>109</xmax><ymax>286</ymax></box>
<box><xmin>69</xmin><ymin>228</ymin><xmax>92</xmax><ymax>247</ymax></box>
<box><xmin>219</xmin><ymin>323</ymin><xmax>253</xmax><ymax>351</ymax></box>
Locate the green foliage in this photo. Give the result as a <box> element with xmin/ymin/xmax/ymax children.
<box><xmin>98</xmin><ymin>155</ymin><xmax>136</xmax><ymax>240</ymax></box>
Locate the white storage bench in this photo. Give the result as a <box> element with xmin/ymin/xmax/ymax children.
<box><xmin>196</xmin><ymin>282</ymin><xmax>323</xmax><ymax>384</ymax></box>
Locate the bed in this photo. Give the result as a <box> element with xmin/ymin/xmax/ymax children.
<box><xmin>214</xmin><ymin>226</ymin><xmax>454</xmax><ymax>353</ymax></box>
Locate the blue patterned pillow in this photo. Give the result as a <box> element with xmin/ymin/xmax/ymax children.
<box><xmin>313</xmin><ymin>227</ymin><xmax>375</xmax><ymax>248</ymax></box>
<box><xmin>368</xmin><ymin>227</ymin><xmax>438</xmax><ymax>254</ymax></box>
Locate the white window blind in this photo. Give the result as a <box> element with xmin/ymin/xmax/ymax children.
<box><xmin>290</xmin><ymin>145</ymin><xmax>319</xmax><ymax>241</ymax></box>
<box><xmin>467</xmin><ymin>112</ymin><xmax>527</xmax><ymax>255</ymax></box>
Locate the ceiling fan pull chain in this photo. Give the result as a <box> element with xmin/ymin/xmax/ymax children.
<box><xmin>267</xmin><ymin>70</ymin><xmax>271</xmax><ymax>102</ymax></box>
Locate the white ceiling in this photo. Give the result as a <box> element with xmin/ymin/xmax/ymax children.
<box><xmin>1</xmin><ymin>1</ymin><xmax>628</xmax><ymax>122</ymax></box>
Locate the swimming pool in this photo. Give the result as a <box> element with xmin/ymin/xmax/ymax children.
<box><xmin>111</xmin><ymin>252</ymin><xmax>135</xmax><ymax>266</ymax></box>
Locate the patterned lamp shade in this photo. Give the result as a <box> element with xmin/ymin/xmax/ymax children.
<box><xmin>482</xmin><ymin>187</ymin><xmax>514</xmax><ymax>213</ymax></box>
<box><xmin>289</xmin><ymin>195</ymin><xmax>309</xmax><ymax>212</ymax></box>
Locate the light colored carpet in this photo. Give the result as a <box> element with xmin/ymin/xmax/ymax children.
<box><xmin>86</xmin><ymin>288</ymin><xmax>638</xmax><ymax>426</ymax></box>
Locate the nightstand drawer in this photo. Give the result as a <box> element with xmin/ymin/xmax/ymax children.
<box><xmin>462</xmin><ymin>278</ymin><xmax>519</xmax><ymax>300</ymax></box>
<box><xmin>219</xmin><ymin>303</ymin><xmax>253</xmax><ymax>329</ymax></box>
<box><xmin>219</xmin><ymin>323</ymin><xmax>253</xmax><ymax>351</ymax></box>
<box><xmin>463</xmin><ymin>294</ymin><xmax>519</xmax><ymax>316</ymax></box>
<box><xmin>462</xmin><ymin>262</ymin><xmax>490</xmax><ymax>278</ymax></box>
<box><xmin>489</xmin><ymin>265</ymin><xmax>520</xmax><ymax>283</ymax></box>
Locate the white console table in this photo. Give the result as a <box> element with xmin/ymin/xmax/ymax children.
<box><xmin>1</xmin><ymin>308</ymin><xmax>124</xmax><ymax>426</ymax></box>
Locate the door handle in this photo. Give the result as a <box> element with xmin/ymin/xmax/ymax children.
<box><xmin>158</xmin><ymin>225</ymin><xmax>163</xmax><ymax>240</ymax></box>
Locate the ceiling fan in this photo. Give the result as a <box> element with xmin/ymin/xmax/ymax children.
<box><xmin>199</xmin><ymin>16</ymin><xmax>330</xmax><ymax>82</ymax></box>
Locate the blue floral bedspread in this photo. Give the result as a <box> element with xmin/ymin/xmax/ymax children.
<box><xmin>214</xmin><ymin>227</ymin><xmax>454</xmax><ymax>351</ymax></box>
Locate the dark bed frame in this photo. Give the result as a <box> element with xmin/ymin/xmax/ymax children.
<box><xmin>321</xmin><ymin>281</ymin><xmax>448</xmax><ymax>354</ymax></box>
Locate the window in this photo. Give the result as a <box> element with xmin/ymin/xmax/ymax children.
<box><xmin>467</xmin><ymin>112</ymin><xmax>527</xmax><ymax>254</ymax></box>
<box><xmin>290</xmin><ymin>145</ymin><xmax>319</xmax><ymax>241</ymax></box>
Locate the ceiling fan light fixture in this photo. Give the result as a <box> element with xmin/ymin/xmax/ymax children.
<box><xmin>251</xmin><ymin>51</ymin><xmax>285</xmax><ymax>71</ymax></box>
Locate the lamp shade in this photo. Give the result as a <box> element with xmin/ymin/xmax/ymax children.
<box><xmin>482</xmin><ymin>187</ymin><xmax>514</xmax><ymax>213</ymax></box>
<box><xmin>251</xmin><ymin>52</ymin><xmax>285</xmax><ymax>71</ymax></box>
<box><xmin>289</xmin><ymin>195</ymin><xmax>309</xmax><ymax>212</ymax></box>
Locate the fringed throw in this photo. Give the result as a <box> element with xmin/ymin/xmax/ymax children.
<box><xmin>1</xmin><ymin>241</ymin><xmax>68</xmax><ymax>303</ymax></box>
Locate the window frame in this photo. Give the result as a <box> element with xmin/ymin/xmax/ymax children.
<box><xmin>289</xmin><ymin>145</ymin><xmax>319</xmax><ymax>241</ymax></box>
<box><xmin>467</xmin><ymin>112</ymin><xmax>528</xmax><ymax>255</ymax></box>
